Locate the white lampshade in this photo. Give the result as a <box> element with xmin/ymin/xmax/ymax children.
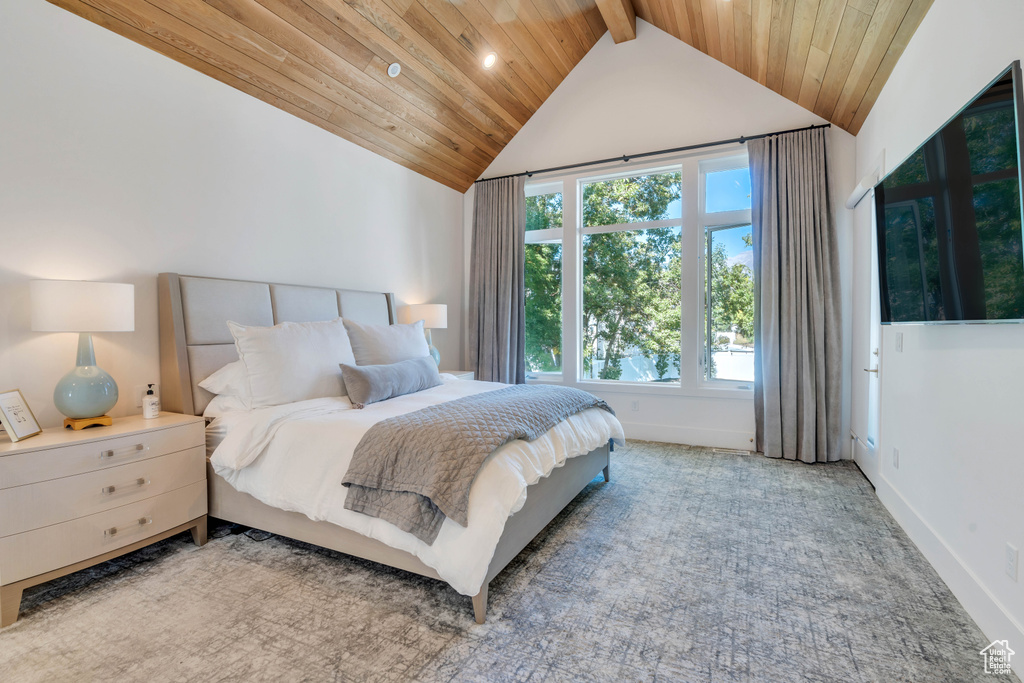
<box><xmin>31</xmin><ymin>280</ymin><xmax>135</xmax><ymax>332</ymax></box>
<box><xmin>400</xmin><ymin>303</ymin><xmax>447</xmax><ymax>329</ymax></box>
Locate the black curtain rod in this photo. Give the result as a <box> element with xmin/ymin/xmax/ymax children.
<box><xmin>476</xmin><ymin>122</ymin><xmax>832</xmax><ymax>184</ymax></box>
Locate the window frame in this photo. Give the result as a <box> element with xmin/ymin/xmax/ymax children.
<box><xmin>577</xmin><ymin>165</ymin><xmax>684</xmax><ymax>386</ymax></box>
<box><xmin>698</xmin><ymin>154</ymin><xmax>754</xmax><ymax>391</ymax></box>
<box><xmin>524</xmin><ymin>181</ymin><xmax>565</xmax><ymax>380</ymax></box>
<box><xmin>702</xmin><ymin>223</ymin><xmax>755</xmax><ymax>389</ymax></box>
<box><xmin>522</xmin><ymin>148</ymin><xmax>754</xmax><ymax>400</ymax></box>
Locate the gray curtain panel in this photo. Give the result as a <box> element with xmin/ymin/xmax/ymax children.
<box><xmin>469</xmin><ymin>176</ymin><xmax>527</xmax><ymax>384</ymax></box>
<box><xmin>748</xmin><ymin>127</ymin><xmax>842</xmax><ymax>463</ymax></box>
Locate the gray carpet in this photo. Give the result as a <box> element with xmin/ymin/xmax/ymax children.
<box><xmin>0</xmin><ymin>441</ymin><xmax>1011</xmax><ymax>682</ymax></box>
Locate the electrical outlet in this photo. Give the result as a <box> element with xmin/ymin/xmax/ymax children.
<box><xmin>892</xmin><ymin>448</ymin><xmax>900</xmax><ymax>469</ymax></box>
<box><xmin>135</xmin><ymin>383</ymin><xmax>159</xmax><ymax>408</ymax></box>
<box><xmin>895</xmin><ymin>332</ymin><xmax>903</xmax><ymax>352</ymax></box>
<box><xmin>631</xmin><ymin>400</ymin><xmax>639</xmax><ymax>412</ymax></box>
<box><xmin>1007</xmin><ymin>543</ymin><xmax>1018</xmax><ymax>581</ymax></box>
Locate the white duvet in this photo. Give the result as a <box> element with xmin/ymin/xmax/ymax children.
<box><xmin>209</xmin><ymin>376</ymin><xmax>625</xmax><ymax>595</ymax></box>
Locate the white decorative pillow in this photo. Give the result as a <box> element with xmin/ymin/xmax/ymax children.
<box><xmin>198</xmin><ymin>360</ymin><xmax>249</xmax><ymax>400</ymax></box>
<box><xmin>227</xmin><ymin>317</ymin><xmax>356</xmax><ymax>408</ymax></box>
<box><xmin>343</xmin><ymin>319</ymin><xmax>430</xmax><ymax>366</ymax></box>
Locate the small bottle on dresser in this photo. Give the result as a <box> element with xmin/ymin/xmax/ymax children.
<box><xmin>142</xmin><ymin>384</ymin><xmax>160</xmax><ymax>419</ymax></box>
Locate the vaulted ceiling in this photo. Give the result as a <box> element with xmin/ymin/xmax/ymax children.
<box><xmin>631</xmin><ymin>0</ymin><xmax>933</xmax><ymax>134</ymax></box>
<box><xmin>47</xmin><ymin>0</ymin><xmax>932</xmax><ymax>192</ymax></box>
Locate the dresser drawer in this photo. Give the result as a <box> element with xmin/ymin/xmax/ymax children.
<box><xmin>0</xmin><ymin>481</ymin><xmax>206</xmax><ymax>584</ymax></box>
<box><xmin>0</xmin><ymin>422</ymin><xmax>203</xmax><ymax>490</ymax></box>
<box><xmin>0</xmin><ymin>446</ymin><xmax>205</xmax><ymax>538</ymax></box>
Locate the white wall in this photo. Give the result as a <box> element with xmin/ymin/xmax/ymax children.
<box><xmin>468</xmin><ymin>20</ymin><xmax>857</xmax><ymax>453</ymax></box>
<box><xmin>0</xmin><ymin>0</ymin><xmax>464</xmax><ymax>429</ymax></box>
<box><xmin>854</xmin><ymin>0</ymin><xmax>1024</xmax><ymax>664</ymax></box>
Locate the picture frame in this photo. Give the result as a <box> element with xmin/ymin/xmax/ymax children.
<box><xmin>0</xmin><ymin>389</ymin><xmax>42</xmax><ymax>442</ymax></box>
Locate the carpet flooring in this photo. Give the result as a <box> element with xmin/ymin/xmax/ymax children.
<box><xmin>0</xmin><ymin>441</ymin><xmax>1012</xmax><ymax>682</ymax></box>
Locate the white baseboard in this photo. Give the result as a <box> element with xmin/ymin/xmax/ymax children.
<box><xmin>617</xmin><ymin>421</ymin><xmax>755</xmax><ymax>451</ymax></box>
<box><xmin>875</xmin><ymin>475</ymin><xmax>1024</xmax><ymax>679</ymax></box>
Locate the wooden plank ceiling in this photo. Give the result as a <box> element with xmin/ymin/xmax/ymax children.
<box><xmin>634</xmin><ymin>0</ymin><xmax>933</xmax><ymax>135</ymax></box>
<box><xmin>47</xmin><ymin>0</ymin><xmax>607</xmax><ymax>192</ymax></box>
<box><xmin>47</xmin><ymin>0</ymin><xmax>931</xmax><ymax>192</ymax></box>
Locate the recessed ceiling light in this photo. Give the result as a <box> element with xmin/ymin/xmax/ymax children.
<box><xmin>482</xmin><ymin>52</ymin><xmax>497</xmax><ymax>69</ymax></box>
<box><xmin>387</xmin><ymin>63</ymin><xmax>401</xmax><ymax>78</ymax></box>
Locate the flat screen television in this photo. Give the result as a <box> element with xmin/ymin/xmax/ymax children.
<box><xmin>874</xmin><ymin>61</ymin><xmax>1024</xmax><ymax>324</ymax></box>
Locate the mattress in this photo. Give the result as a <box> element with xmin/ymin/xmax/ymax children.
<box><xmin>206</xmin><ymin>376</ymin><xmax>624</xmax><ymax>594</ymax></box>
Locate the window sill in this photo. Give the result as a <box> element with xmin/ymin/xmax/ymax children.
<box><xmin>525</xmin><ymin>374</ymin><xmax>564</xmax><ymax>384</ymax></box>
<box><xmin>575</xmin><ymin>379</ymin><xmax>754</xmax><ymax>401</ymax></box>
<box><xmin>577</xmin><ymin>379</ymin><xmax>681</xmax><ymax>393</ymax></box>
<box><xmin>526</xmin><ymin>375</ymin><xmax>754</xmax><ymax>401</ymax></box>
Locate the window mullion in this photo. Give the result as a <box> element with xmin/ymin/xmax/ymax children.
<box><xmin>581</xmin><ymin>218</ymin><xmax>683</xmax><ymax>235</ymax></box>
<box><xmin>679</xmin><ymin>155</ymin><xmax>702</xmax><ymax>393</ymax></box>
<box><xmin>563</xmin><ymin>181</ymin><xmax>579</xmax><ymax>383</ymax></box>
<box><xmin>525</xmin><ymin>228</ymin><xmax>563</xmax><ymax>244</ymax></box>
<box><xmin>701</xmin><ymin>209</ymin><xmax>751</xmax><ymax>226</ymax></box>
<box><xmin>705</xmin><ymin>230</ymin><xmax>713</xmax><ymax>382</ymax></box>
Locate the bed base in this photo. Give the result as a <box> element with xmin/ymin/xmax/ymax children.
<box><xmin>207</xmin><ymin>443</ymin><xmax>610</xmax><ymax>623</ymax></box>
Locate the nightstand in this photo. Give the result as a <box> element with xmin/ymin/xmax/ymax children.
<box><xmin>0</xmin><ymin>413</ymin><xmax>207</xmax><ymax>627</ymax></box>
<box><xmin>443</xmin><ymin>370</ymin><xmax>475</xmax><ymax>380</ymax></box>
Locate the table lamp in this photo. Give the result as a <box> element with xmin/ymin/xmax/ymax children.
<box><xmin>399</xmin><ymin>303</ymin><xmax>447</xmax><ymax>366</ymax></box>
<box><xmin>31</xmin><ymin>280</ymin><xmax>135</xmax><ymax>429</ymax></box>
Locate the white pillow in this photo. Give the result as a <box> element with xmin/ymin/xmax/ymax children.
<box><xmin>343</xmin><ymin>319</ymin><xmax>430</xmax><ymax>366</ymax></box>
<box><xmin>203</xmin><ymin>393</ymin><xmax>250</xmax><ymax>419</ymax></box>
<box><xmin>198</xmin><ymin>360</ymin><xmax>249</xmax><ymax>399</ymax></box>
<box><xmin>228</xmin><ymin>317</ymin><xmax>356</xmax><ymax>408</ymax></box>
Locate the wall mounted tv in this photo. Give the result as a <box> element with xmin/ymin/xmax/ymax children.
<box><xmin>875</xmin><ymin>61</ymin><xmax>1024</xmax><ymax>324</ymax></box>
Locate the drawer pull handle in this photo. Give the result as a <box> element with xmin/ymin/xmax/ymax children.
<box><xmin>104</xmin><ymin>517</ymin><xmax>152</xmax><ymax>537</ymax></box>
<box><xmin>100</xmin><ymin>444</ymin><xmax>147</xmax><ymax>459</ymax></box>
<box><xmin>101</xmin><ymin>478</ymin><xmax>151</xmax><ymax>495</ymax></box>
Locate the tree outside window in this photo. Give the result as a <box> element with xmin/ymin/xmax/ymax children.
<box><xmin>581</xmin><ymin>171</ymin><xmax>682</xmax><ymax>382</ymax></box>
<box><xmin>522</xmin><ymin>155</ymin><xmax>755</xmax><ymax>388</ymax></box>
<box><xmin>525</xmin><ymin>191</ymin><xmax>563</xmax><ymax>373</ymax></box>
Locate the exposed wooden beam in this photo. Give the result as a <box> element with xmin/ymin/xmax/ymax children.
<box><xmin>595</xmin><ymin>0</ymin><xmax>636</xmax><ymax>43</ymax></box>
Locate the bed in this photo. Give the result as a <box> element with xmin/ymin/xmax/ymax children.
<box><xmin>158</xmin><ymin>273</ymin><xmax>622</xmax><ymax>623</ymax></box>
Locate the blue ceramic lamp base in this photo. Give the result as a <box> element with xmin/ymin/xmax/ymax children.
<box><xmin>54</xmin><ymin>333</ymin><xmax>119</xmax><ymax>422</ymax></box>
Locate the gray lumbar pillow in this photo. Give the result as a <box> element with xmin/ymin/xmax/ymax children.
<box><xmin>342</xmin><ymin>319</ymin><xmax>430</xmax><ymax>366</ymax></box>
<box><xmin>340</xmin><ymin>356</ymin><xmax>442</xmax><ymax>408</ymax></box>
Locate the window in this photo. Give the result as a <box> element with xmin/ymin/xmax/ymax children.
<box><xmin>705</xmin><ymin>167</ymin><xmax>752</xmax><ymax>212</ymax></box>
<box><xmin>580</xmin><ymin>170</ymin><xmax>682</xmax><ymax>383</ymax></box>
<box><xmin>524</xmin><ymin>183</ymin><xmax>563</xmax><ymax>375</ymax></box>
<box><xmin>522</xmin><ymin>150</ymin><xmax>754</xmax><ymax>396</ymax></box>
<box><xmin>705</xmin><ymin>225</ymin><xmax>754</xmax><ymax>381</ymax></box>
<box><xmin>701</xmin><ymin>157</ymin><xmax>753</xmax><ymax>385</ymax></box>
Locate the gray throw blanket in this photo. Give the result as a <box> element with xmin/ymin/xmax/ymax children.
<box><xmin>341</xmin><ymin>385</ymin><xmax>614</xmax><ymax>544</ymax></box>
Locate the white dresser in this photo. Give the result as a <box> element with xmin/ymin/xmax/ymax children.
<box><xmin>0</xmin><ymin>413</ymin><xmax>207</xmax><ymax>627</ymax></box>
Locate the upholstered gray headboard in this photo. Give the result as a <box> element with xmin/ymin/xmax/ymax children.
<box><xmin>158</xmin><ymin>273</ymin><xmax>395</xmax><ymax>416</ymax></box>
